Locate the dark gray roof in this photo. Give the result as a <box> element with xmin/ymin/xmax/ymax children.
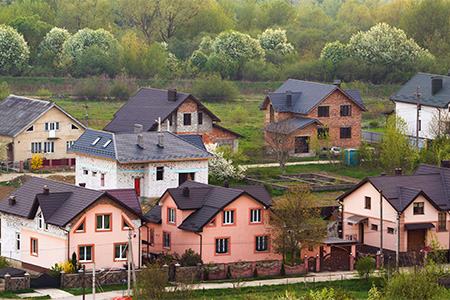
<box><xmin>0</xmin><ymin>95</ymin><xmax>85</xmax><ymax>137</ymax></box>
<box><xmin>212</xmin><ymin>124</ymin><xmax>245</xmax><ymax>138</ymax></box>
<box><xmin>70</xmin><ymin>129</ymin><xmax>213</xmax><ymax>163</ymax></box>
<box><xmin>262</xmin><ymin>116</ymin><xmax>322</xmax><ymax>134</ymax></box>
<box><xmin>0</xmin><ymin>177</ymin><xmax>143</xmax><ymax>227</ymax></box>
<box><xmin>155</xmin><ymin>181</ymin><xmax>272</xmax><ymax>232</ymax></box>
<box><xmin>338</xmin><ymin>164</ymin><xmax>450</xmax><ymax>213</ymax></box>
<box><xmin>144</xmin><ymin>205</ymin><xmax>161</xmax><ymax>223</ymax></box>
<box><xmin>390</xmin><ymin>73</ymin><xmax>450</xmax><ymax>108</ymax></box>
<box><xmin>259</xmin><ymin>79</ymin><xmax>366</xmax><ymax>114</ymax></box>
<box><xmin>177</xmin><ymin>135</ymin><xmax>207</xmax><ymax>151</ymax></box>
<box><xmin>103</xmin><ymin>88</ymin><xmax>220</xmax><ymax>133</ymax></box>
<box><xmin>103</xmin><ymin>189</ymin><xmax>142</xmax><ymax>215</ymax></box>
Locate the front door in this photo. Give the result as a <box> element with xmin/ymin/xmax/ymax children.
<box><xmin>295</xmin><ymin>136</ymin><xmax>309</xmax><ymax>153</ymax></box>
<box><xmin>6</xmin><ymin>143</ymin><xmax>13</xmax><ymax>161</ymax></box>
<box><xmin>358</xmin><ymin>223</ymin><xmax>364</xmax><ymax>244</ymax></box>
<box><xmin>407</xmin><ymin>229</ymin><xmax>426</xmax><ymax>251</ymax></box>
<box><xmin>134</xmin><ymin>178</ymin><xmax>141</xmax><ymax>196</ymax></box>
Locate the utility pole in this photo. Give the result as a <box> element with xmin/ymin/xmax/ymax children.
<box><xmin>380</xmin><ymin>189</ymin><xmax>384</xmax><ymax>267</ymax></box>
<box><xmin>396</xmin><ymin>213</ymin><xmax>400</xmax><ymax>270</ymax></box>
<box><xmin>128</xmin><ymin>229</ymin><xmax>137</xmax><ymax>285</ymax></box>
<box><xmin>414</xmin><ymin>85</ymin><xmax>421</xmax><ymax>150</ymax></box>
<box><xmin>82</xmin><ymin>97</ymin><xmax>89</xmax><ymax>128</ymax></box>
<box><xmin>92</xmin><ymin>262</ymin><xmax>95</xmax><ymax>300</ymax></box>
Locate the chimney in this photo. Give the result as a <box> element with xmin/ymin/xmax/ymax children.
<box><xmin>79</xmin><ymin>183</ymin><xmax>86</xmax><ymax>187</ymax></box>
<box><xmin>432</xmin><ymin>76</ymin><xmax>443</xmax><ymax>95</ymax></box>
<box><xmin>222</xmin><ymin>180</ymin><xmax>229</xmax><ymax>188</ymax></box>
<box><xmin>158</xmin><ymin>132</ymin><xmax>164</xmax><ymax>148</ymax></box>
<box><xmin>395</xmin><ymin>168</ymin><xmax>402</xmax><ymax>176</ymax></box>
<box><xmin>380</xmin><ymin>173</ymin><xmax>386</xmax><ymax>176</ymax></box>
<box><xmin>183</xmin><ymin>187</ymin><xmax>190</xmax><ymax>197</ymax></box>
<box><xmin>134</xmin><ymin>124</ymin><xmax>143</xmax><ymax>133</ymax></box>
<box><xmin>43</xmin><ymin>185</ymin><xmax>49</xmax><ymax>195</ymax></box>
<box><xmin>441</xmin><ymin>160</ymin><xmax>450</xmax><ymax>168</ymax></box>
<box><xmin>286</xmin><ymin>90</ymin><xmax>292</xmax><ymax>106</ymax></box>
<box><xmin>168</xmin><ymin>88</ymin><xmax>177</xmax><ymax>102</ymax></box>
<box><xmin>137</xmin><ymin>134</ymin><xmax>144</xmax><ymax>149</ymax></box>
<box><xmin>333</xmin><ymin>79</ymin><xmax>342</xmax><ymax>88</ymax></box>
<box><xmin>9</xmin><ymin>196</ymin><xmax>16</xmax><ymax>206</ymax></box>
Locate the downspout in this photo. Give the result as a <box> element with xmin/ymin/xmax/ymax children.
<box><xmin>396</xmin><ymin>212</ymin><xmax>400</xmax><ymax>270</ymax></box>
<box><xmin>62</xmin><ymin>228</ymin><xmax>70</xmax><ymax>261</ymax></box>
<box><xmin>195</xmin><ymin>232</ymin><xmax>202</xmax><ymax>261</ymax></box>
<box><xmin>138</xmin><ymin>224</ymin><xmax>143</xmax><ymax>269</ymax></box>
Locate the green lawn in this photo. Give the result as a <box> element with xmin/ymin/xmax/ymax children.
<box><xmin>61</xmin><ymin>284</ymin><xmax>124</xmax><ymax>296</ymax></box>
<box><xmin>0</xmin><ymin>289</ymin><xmax>51</xmax><ymax>299</ymax></box>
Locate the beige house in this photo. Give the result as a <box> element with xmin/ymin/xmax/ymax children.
<box><xmin>0</xmin><ymin>95</ymin><xmax>86</xmax><ymax>163</ymax></box>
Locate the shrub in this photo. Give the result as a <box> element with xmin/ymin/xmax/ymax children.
<box><xmin>0</xmin><ymin>81</ymin><xmax>10</xmax><ymax>101</ymax></box>
<box><xmin>355</xmin><ymin>256</ymin><xmax>376</xmax><ymax>282</ymax></box>
<box><xmin>229</xmin><ymin>105</ymin><xmax>247</xmax><ymax>123</ymax></box>
<box><xmin>180</xmin><ymin>248</ymin><xmax>202</xmax><ymax>267</ymax></box>
<box><xmin>226</xmin><ymin>265</ymin><xmax>232</xmax><ymax>279</ymax></box>
<box><xmin>0</xmin><ymin>256</ymin><xmax>10</xmax><ymax>269</ymax></box>
<box><xmin>263</xmin><ymin>183</ymin><xmax>274</xmax><ymax>195</ymax></box>
<box><xmin>35</xmin><ymin>88</ymin><xmax>52</xmax><ymax>97</ymax></box>
<box><xmin>280</xmin><ymin>262</ymin><xmax>286</xmax><ymax>276</ymax></box>
<box><xmin>73</xmin><ymin>76</ymin><xmax>110</xmax><ymax>100</ymax></box>
<box><xmin>30</xmin><ymin>153</ymin><xmax>43</xmax><ymax>170</ymax></box>
<box><xmin>306</xmin><ymin>287</ymin><xmax>355</xmax><ymax>300</ymax></box>
<box><xmin>191</xmin><ymin>74</ymin><xmax>239</xmax><ymax>102</ymax></box>
<box><xmin>133</xmin><ymin>263</ymin><xmax>168</xmax><ymax>300</ymax></box>
<box><xmin>110</xmin><ymin>75</ymin><xmax>137</xmax><ymax>101</ymax></box>
<box><xmin>369</xmin><ymin>120</ymin><xmax>379</xmax><ymax>128</ymax></box>
<box><xmin>253</xmin><ymin>267</ymin><xmax>258</xmax><ymax>278</ymax></box>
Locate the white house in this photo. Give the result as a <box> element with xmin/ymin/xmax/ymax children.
<box><xmin>69</xmin><ymin>127</ymin><xmax>214</xmax><ymax>199</ymax></box>
<box><xmin>391</xmin><ymin>73</ymin><xmax>450</xmax><ymax>140</ymax></box>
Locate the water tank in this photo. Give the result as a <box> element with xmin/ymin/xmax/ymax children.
<box><xmin>343</xmin><ymin>148</ymin><xmax>360</xmax><ymax>166</ymax></box>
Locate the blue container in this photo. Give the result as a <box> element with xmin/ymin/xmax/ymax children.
<box><xmin>344</xmin><ymin>148</ymin><xmax>360</xmax><ymax>166</ymax></box>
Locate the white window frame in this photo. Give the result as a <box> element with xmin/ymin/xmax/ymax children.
<box><xmin>31</xmin><ymin>142</ymin><xmax>42</xmax><ymax>154</ymax></box>
<box><xmin>16</xmin><ymin>233</ymin><xmax>20</xmax><ymax>251</ymax></box>
<box><xmin>223</xmin><ymin>210</ymin><xmax>234</xmax><ymax>225</ymax></box>
<box><xmin>79</xmin><ymin>246</ymin><xmax>93</xmax><ymax>262</ymax></box>
<box><xmin>115</xmin><ymin>244</ymin><xmax>128</xmax><ymax>261</ymax></box>
<box><xmin>45</xmin><ymin>122</ymin><xmax>59</xmax><ymax>131</ymax></box>
<box><xmin>92</xmin><ymin>137</ymin><xmax>101</xmax><ymax>146</ymax></box>
<box><xmin>66</xmin><ymin>141</ymin><xmax>75</xmax><ymax>152</ymax></box>
<box><xmin>96</xmin><ymin>214</ymin><xmax>111</xmax><ymax>231</ymax></box>
<box><xmin>168</xmin><ymin>208</ymin><xmax>176</xmax><ymax>224</ymax></box>
<box><xmin>83</xmin><ymin>169</ymin><xmax>89</xmax><ymax>175</ymax></box>
<box><xmin>44</xmin><ymin>141</ymin><xmax>54</xmax><ymax>154</ymax></box>
<box><xmin>102</xmin><ymin>139</ymin><xmax>112</xmax><ymax>148</ymax></box>
<box><xmin>38</xmin><ymin>213</ymin><xmax>44</xmax><ymax>229</ymax></box>
<box><xmin>216</xmin><ymin>238</ymin><xmax>229</xmax><ymax>254</ymax></box>
<box><xmin>31</xmin><ymin>238</ymin><xmax>38</xmax><ymax>255</ymax></box>
<box><xmin>250</xmin><ymin>209</ymin><xmax>262</xmax><ymax>223</ymax></box>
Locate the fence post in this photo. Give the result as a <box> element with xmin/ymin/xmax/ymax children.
<box><xmin>4</xmin><ymin>273</ymin><xmax>11</xmax><ymax>291</ymax></box>
<box><xmin>60</xmin><ymin>271</ymin><xmax>66</xmax><ymax>288</ymax></box>
<box><xmin>304</xmin><ymin>255</ymin><xmax>308</xmax><ymax>274</ymax></box>
<box><xmin>349</xmin><ymin>253</ymin><xmax>355</xmax><ymax>271</ymax></box>
<box><xmin>19</xmin><ymin>160</ymin><xmax>23</xmax><ymax>172</ymax></box>
<box><xmin>25</xmin><ymin>273</ymin><xmax>30</xmax><ymax>289</ymax></box>
<box><xmin>315</xmin><ymin>254</ymin><xmax>320</xmax><ymax>272</ymax></box>
<box><xmin>376</xmin><ymin>252</ymin><xmax>381</xmax><ymax>268</ymax></box>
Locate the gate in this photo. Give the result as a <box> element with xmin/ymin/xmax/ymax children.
<box><xmin>30</xmin><ymin>273</ymin><xmax>60</xmax><ymax>289</ymax></box>
<box><xmin>321</xmin><ymin>247</ymin><xmax>351</xmax><ymax>272</ymax></box>
<box><xmin>308</xmin><ymin>257</ymin><xmax>316</xmax><ymax>272</ymax></box>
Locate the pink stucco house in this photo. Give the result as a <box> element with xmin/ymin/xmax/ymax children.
<box><xmin>143</xmin><ymin>181</ymin><xmax>282</xmax><ymax>264</ymax></box>
<box><xmin>338</xmin><ymin>162</ymin><xmax>450</xmax><ymax>254</ymax></box>
<box><xmin>0</xmin><ymin>177</ymin><xmax>145</xmax><ymax>272</ymax></box>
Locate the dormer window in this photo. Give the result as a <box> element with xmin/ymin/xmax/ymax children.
<box><xmin>103</xmin><ymin>139</ymin><xmax>111</xmax><ymax>148</ymax></box>
<box><xmin>26</xmin><ymin>126</ymin><xmax>34</xmax><ymax>132</ymax></box>
<box><xmin>38</xmin><ymin>213</ymin><xmax>43</xmax><ymax>229</ymax></box>
<box><xmin>92</xmin><ymin>137</ymin><xmax>101</xmax><ymax>146</ymax></box>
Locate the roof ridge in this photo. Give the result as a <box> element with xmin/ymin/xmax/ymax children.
<box><xmin>8</xmin><ymin>94</ymin><xmax>51</xmax><ymax>104</ymax></box>
<box><xmin>139</xmin><ymin>87</ymin><xmax>190</xmax><ymax>95</ymax></box>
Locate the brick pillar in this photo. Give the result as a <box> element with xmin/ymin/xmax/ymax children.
<box><xmin>68</xmin><ymin>158</ymin><xmax>72</xmax><ymax>168</ymax></box>
<box><xmin>24</xmin><ymin>273</ymin><xmax>30</xmax><ymax>289</ymax></box>
<box><xmin>304</xmin><ymin>255</ymin><xmax>308</xmax><ymax>274</ymax></box>
<box><xmin>376</xmin><ymin>253</ymin><xmax>381</xmax><ymax>268</ymax></box>
<box><xmin>19</xmin><ymin>160</ymin><xmax>23</xmax><ymax>172</ymax></box>
<box><xmin>315</xmin><ymin>255</ymin><xmax>320</xmax><ymax>272</ymax></box>
<box><xmin>60</xmin><ymin>271</ymin><xmax>66</xmax><ymax>288</ymax></box>
<box><xmin>4</xmin><ymin>274</ymin><xmax>11</xmax><ymax>291</ymax></box>
<box><xmin>349</xmin><ymin>254</ymin><xmax>355</xmax><ymax>271</ymax></box>
<box><xmin>49</xmin><ymin>159</ymin><xmax>53</xmax><ymax>169</ymax></box>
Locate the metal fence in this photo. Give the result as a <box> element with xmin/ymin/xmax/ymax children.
<box><xmin>0</xmin><ymin>161</ymin><xmax>24</xmax><ymax>173</ymax></box>
<box><xmin>362</xmin><ymin>130</ymin><xmax>427</xmax><ymax>149</ymax></box>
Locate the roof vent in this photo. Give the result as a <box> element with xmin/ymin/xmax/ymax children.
<box><xmin>441</xmin><ymin>160</ymin><xmax>450</xmax><ymax>168</ymax></box>
<box><xmin>9</xmin><ymin>196</ymin><xmax>16</xmax><ymax>206</ymax></box>
<box><xmin>395</xmin><ymin>168</ymin><xmax>402</xmax><ymax>176</ymax></box>
<box><xmin>168</xmin><ymin>88</ymin><xmax>177</xmax><ymax>102</ymax></box>
<box><xmin>432</xmin><ymin>76</ymin><xmax>443</xmax><ymax>95</ymax></box>
<box><xmin>137</xmin><ymin>134</ymin><xmax>144</xmax><ymax>149</ymax></box>
<box><xmin>134</xmin><ymin>124</ymin><xmax>143</xmax><ymax>133</ymax></box>
<box><xmin>333</xmin><ymin>79</ymin><xmax>342</xmax><ymax>88</ymax></box>
<box><xmin>79</xmin><ymin>183</ymin><xmax>86</xmax><ymax>187</ymax></box>
<box><xmin>158</xmin><ymin>132</ymin><xmax>164</xmax><ymax>148</ymax></box>
<box><xmin>286</xmin><ymin>90</ymin><xmax>292</xmax><ymax>106</ymax></box>
<box><xmin>183</xmin><ymin>187</ymin><xmax>190</xmax><ymax>197</ymax></box>
<box><xmin>43</xmin><ymin>185</ymin><xmax>49</xmax><ymax>195</ymax></box>
<box><xmin>222</xmin><ymin>180</ymin><xmax>229</xmax><ymax>188</ymax></box>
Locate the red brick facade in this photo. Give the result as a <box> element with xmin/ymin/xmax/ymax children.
<box><xmin>263</xmin><ymin>89</ymin><xmax>363</xmax><ymax>152</ymax></box>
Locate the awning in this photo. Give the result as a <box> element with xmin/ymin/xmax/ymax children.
<box><xmin>404</xmin><ymin>223</ymin><xmax>435</xmax><ymax>231</ymax></box>
<box><xmin>0</xmin><ymin>267</ymin><xmax>26</xmax><ymax>278</ymax></box>
<box><xmin>344</xmin><ymin>215</ymin><xmax>368</xmax><ymax>224</ymax></box>
<box><xmin>322</xmin><ymin>237</ymin><xmax>357</xmax><ymax>245</ymax></box>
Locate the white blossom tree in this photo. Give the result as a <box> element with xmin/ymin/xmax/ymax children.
<box><xmin>206</xmin><ymin>144</ymin><xmax>247</xmax><ymax>182</ymax></box>
<box><xmin>39</xmin><ymin>27</ymin><xmax>71</xmax><ymax>57</ymax></box>
<box><xmin>62</xmin><ymin>28</ymin><xmax>119</xmax><ymax>60</ymax></box>
<box><xmin>211</xmin><ymin>30</ymin><xmax>265</xmax><ymax>63</ymax></box>
<box><xmin>0</xmin><ymin>25</ymin><xmax>29</xmax><ymax>75</ymax></box>
<box><xmin>258</xmin><ymin>28</ymin><xmax>294</xmax><ymax>55</ymax></box>
<box><xmin>320</xmin><ymin>41</ymin><xmax>349</xmax><ymax>65</ymax></box>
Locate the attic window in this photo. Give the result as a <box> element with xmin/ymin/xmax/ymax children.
<box><xmin>75</xmin><ymin>220</ymin><xmax>85</xmax><ymax>233</ymax></box>
<box><xmin>26</xmin><ymin>126</ymin><xmax>34</xmax><ymax>132</ymax></box>
<box><xmin>103</xmin><ymin>139</ymin><xmax>112</xmax><ymax>148</ymax></box>
<box><xmin>92</xmin><ymin>137</ymin><xmax>101</xmax><ymax>146</ymax></box>
<box><xmin>71</xmin><ymin>124</ymin><xmax>80</xmax><ymax>130</ymax></box>
<box><xmin>123</xmin><ymin>217</ymin><xmax>133</xmax><ymax>230</ymax></box>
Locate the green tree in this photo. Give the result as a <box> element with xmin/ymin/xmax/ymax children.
<box><xmin>255</xmin><ymin>0</ymin><xmax>298</xmax><ymax>30</ymax></box>
<box><xmin>0</xmin><ymin>25</ymin><xmax>29</xmax><ymax>75</ymax></box>
<box><xmin>320</xmin><ymin>41</ymin><xmax>349</xmax><ymax>66</ymax></box>
<box><xmin>117</xmin><ymin>0</ymin><xmax>160</xmax><ymax>43</ymax></box>
<box><xmin>39</xmin><ymin>27</ymin><xmax>71</xmax><ymax>58</ymax></box>
<box><xmin>336</xmin><ymin>0</ymin><xmax>374</xmax><ymax>30</ymax></box>
<box><xmin>355</xmin><ymin>256</ymin><xmax>376</xmax><ymax>282</ymax></box>
<box><xmin>0</xmin><ymin>82</ymin><xmax>10</xmax><ymax>101</ymax></box>
<box><xmin>268</xmin><ymin>184</ymin><xmax>327</xmax><ymax>264</ymax></box>
<box><xmin>133</xmin><ymin>263</ymin><xmax>168</xmax><ymax>300</ymax></box>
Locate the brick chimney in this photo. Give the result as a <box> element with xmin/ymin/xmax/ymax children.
<box><xmin>134</xmin><ymin>124</ymin><xmax>143</xmax><ymax>133</ymax></box>
<box><xmin>395</xmin><ymin>168</ymin><xmax>402</xmax><ymax>176</ymax></box>
<box><xmin>43</xmin><ymin>185</ymin><xmax>49</xmax><ymax>195</ymax></box>
<box><xmin>158</xmin><ymin>132</ymin><xmax>164</xmax><ymax>148</ymax></box>
<box><xmin>168</xmin><ymin>88</ymin><xmax>177</xmax><ymax>102</ymax></box>
<box><xmin>222</xmin><ymin>180</ymin><xmax>229</xmax><ymax>188</ymax></box>
<box><xmin>286</xmin><ymin>90</ymin><xmax>292</xmax><ymax>106</ymax></box>
<box><xmin>9</xmin><ymin>196</ymin><xmax>16</xmax><ymax>206</ymax></box>
<box><xmin>183</xmin><ymin>187</ymin><xmax>190</xmax><ymax>197</ymax></box>
<box><xmin>137</xmin><ymin>134</ymin><xmax>144</xmax><ymax>149</ymax></box>
<box><xmin>441</xmin><ymin>160</ymin><xmax>450</xmax><ymax>168</ymax></box>
<box><xmin>432</xmin><ymin>76</ymin><xmax>443</xmax><ymax>95</ymax></box>
<box><xmin>333</xmin><ymin>79</ymin><xmax>342</xmax><ymax>88</ymax></box>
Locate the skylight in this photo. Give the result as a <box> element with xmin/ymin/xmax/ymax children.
<box><xmin>92</xmin><ymin>137</ymin><xmax>101</xmax><ymax>146</ymax></box>
<box><xmin>103</xmin><ymin>139</ymin><xmax>112</xmax><ymax>148</ymax></box>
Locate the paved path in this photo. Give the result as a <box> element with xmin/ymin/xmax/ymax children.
<box><xmin>0</xmin><ymin>171</ymin><xmax>75</xmax><ymax>182</ymax></box>
<box><xmin>245</xmin><ymin>160</ymin><xmax>338</xmax><ymax>168</ymax></box>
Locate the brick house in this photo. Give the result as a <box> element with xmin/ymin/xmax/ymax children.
<box><xmin>259</xmin><ymin>79</ymin><xmax>366</xmax><ymax>155</ymax></box>
<box><xmin>103</xmin><ymin>88</ymin><xmax>244</xmax><ymax>150</ymax></box>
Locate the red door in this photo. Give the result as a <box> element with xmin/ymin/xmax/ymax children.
<box><xmin>134</xmin><ymin>178</ymin><xmax>141</xmax><ymax>196</ymax></box>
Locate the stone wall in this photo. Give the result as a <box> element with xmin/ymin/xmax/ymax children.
<box><xmin>5</xmin><ymin>273</ymin><xmax>30</xmax><ymax>291</ymax></box>
<box><xmin>60</xmin><ymin>269</ymin><xmax>142</xmax><ymax>288</ymax></box>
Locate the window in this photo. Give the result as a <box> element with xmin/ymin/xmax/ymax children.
<box><xmin>318</xmin><ymin>106</ymin><xmax>329</xmax><ymax>117</ymax></box>
<box><xmin>96</xmin><ymin>214</ymin><xmax>111</xmax><ymax>231</ymax></box>
<box><xmin>150</xmin><ymin>229</ymin><xmax>154</xmax><ymax>246</ymax></box>
<box><xmin>92</xmin><ymin>137</ymin><xmax>101</xmax><ymax>146</ymax></box>
<box><xmin>270</xmin><ymin>105</ymin><xmax>275</xmax><ymax>123</ymax></box>
<box><xmin>365</xmin><ymin>196</ymin><xmax>371</xmax><ymax>209</ymax></box>
<box><xmin>100</xmin><ymin>174</ymin><xmax>105</xmax><ymax>187</ymax></box>
<box><xmin>44</xmin><ymin>141</ymin><xmax>54</xmax><ymax>153</ymax></box>
<box><xmin>198</xmin><ymin>112</ymin><xmax>203</xmax><ymax>125</ymax></box>
<box><xmin>163</xmin><ymin>232</ymin><xmax>171</xmax><ymax>249</ymax></box>
<box><xmin>418</xmin><ymin>120</ymin><xmax>421</xmax><ymax>131</ymax></box>
<box><xmin>75</xmin><ymin>220</ymin><xmax>85</xmax><ymax>233</ymax></box>
<box><xmin>168</xmin><ymin>114</ymin><xmax>173</xmax><ymax>126</ymax></box>
<box><xmin>156</xmin><ymin>167</ymin><xmax>164</xmax><ymax>181</ymax></box>
<box><xmin>66</xmin><ymin>141</ymin><xmax>75</xmax><ymax>152</ymax></box>
<box><xmin>38</xmin><ymin>213</ymin><xmax>44</xmax><ymax>229</ymax></box>
<box><xmin>31</xmin><ymin>142</ymin><xmax>42</xmax><ymax>154</ymax></box>
<box><xmin>26</xmin><ymin>126</ymin><xmax>34</xmax><ymax>132</ymax></box>
<box><xmin>340</xmin><ymin>105</ymin><xmax>351</xmax><ymax>116</ymax></box>
<box><xmin>215</xmin><ymin>238</ymin><xmax>229</xmax><ymax>254</ymax></box>
<box><xmin>79</xmin><ymin>245</ymin><xmax>93</xmax><ymax>262</ymax></box>
<box><xmin>438</xmin><ymin>212</ymin><xmax>447</xmax><ymax>231</ymax></box>
<box><xmin>123</xmin><ymin>217</ymin><xmax>133</xmax><ymax>230</ymax></box>
<box><xmin>255</xmin><ymin>236</ymin><xmax>268</xmax><ymax>252</ymax></box>
<box><xmin>92</xmin><ymin>171</ymin><xmax>97</xmax><ymax>177</ymax></box>
<box><xmin>31</xmin><ymin>238</ymin><xmax>38</xmax><ymax>256</ymax></box>
<box><xmin>102</xmin><ymin>140</ymin><xmax>111</xmax><ymax>148</ymax></box>
<box><xmin>340</xmin><ymin>127</ymin><xmax>351</xmax><ymax>139</ymax></box>
<box><xmin>16</xmin><ymin>233</ymin><xmax>20</xmax><ymax>251</ymax></box>
<box><xmin>371</xmin><ymin>224</ymin><xmax>378</xmax><ymax>231</ymax></box>
<box><xmin>168</xmin><ymin>208</ymin><xmax>176</xmax><ymax>224</ymax></box>
<box><xmin>83</xmin><ymin>169</ymin><xmax>89</xmax><ymax>175</ymax></box>
<box><xmin>71</xmin><ymin>123</ymin><xmax>80</xmax><ymax>130</ymax></box>
<box><xmin>387</xmin><ymin>227</ymin><xmax>395</xmax><ymax>234</ymax></box>
<box><xmin>413</xmin><ymin>202</ymin><xmax>424</xmax><ymax>215</ymax></box>
<box><xmin>183</xmin><ymin>113</ymin><xmax>191</xmax><ymax>126</ymax></box>
<box><xmin>114</xmin><ymin>244</ymin><xmax>128</xmax><ymax>261</ymax></box>
<box><xmin>250</xmin><ymin>209</ymin><xmax>262</xmax><ymax>223</ymax></box>
<box><xmin>223</xmin><ymin>210</ymin><xmax>234</xmax><ymax>225</ymax></box>
<box><xmin>317</xmin><ymin>127</ymin><xmax>329</xmax><ymax>139</ymax></box>
<box><xmin>45</xmin><ymin>122</ymin><xmax>59</xmax><ymax>131</ymax></box>
<box><xmin>208</xmin><ymin>219</ymin><xmax>216</xmax><ymax>226</ymax></box>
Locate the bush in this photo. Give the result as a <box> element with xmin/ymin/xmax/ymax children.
<box><xmin>226</xmin><ymin>265</ymin><xmax>232</xmax><ymax>279</ymax></box>
<box><xmin>180</xmin><ymin>248</ymin><xmax>202</xmax><ymax>267</ymax></box>
<box><xmin>191</xmin><ymin>74</ymin><xmax>239</xmax><ymax>102</ymax></box>
<box><xmin>355</xmin><ymin>256</ymin><xmax>376</xmax><ymax>282</ymax></box>
<box><xmin>369</xmin><ymin>120</ymin><xmax>379</xmax><ymax>128</ymax></box>
<box><xmin>73</xmin><ymin>76</ymin><xmax>110</xmax><ymax>100</ymax></box>
<box><xmin>0</xmin><ymin>256</ymin><xmax>10</xmax><ymax>269</ymax></box>
<box><xmin>30</xmin><ymin>153</ymin><xmax>43</xmax><ymax>170</ymax></box>
<box><xmin>35</xmin><ymin>88</ymin><xmax>52</xmax><ymax>97</ymax></box>
<box><xmin>280</xmin><ymin>262</ymin><xmax>285</xmax><ymax>276</ymax></box>
<box><xmin>133</xmin><ymin>263</ymin><xmax>168</xmax><ymax>300</ymax></box>
<box><xmin>306</xmin><ymin>287</ymin><xmax>355</xmax><ymax>300</ymax></box>
<box><xmin>110</xmin><ymin>75</ymin><xmax>137</xmax><ymax>101</ymax></box>
<box><xmin>253</xmin><ymin>267</ymin><xmax>258</xmax><ymax>278</ymax></box>
<box><xmin>229</xmin><ymin>105</ymin><xmax>247</xmax><ymax>123</ymax></box>
<box><xmin>263</xmin><ymin>183</ymin><xmax>274</xmax><ymax>195</ymax></box>
<box><xmin>0</xmin><ymin>81</ymin><xmax>10</xmax><ymax>101</ymax></box>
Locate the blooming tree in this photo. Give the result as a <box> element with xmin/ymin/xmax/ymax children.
<box><xmin>320</xmin><ymin>41</ymin><xmax>349</xmax><ymax>65</ymax></box>
<box><xmin>62</xmin><ymin>28</ymin><xmax>119</xmax><ymax>60</ymax></box>
<box><xmin>0</xmin><ymin>25</ymin><xmax>29</xmax><ymax>75</ymax></box>
<box><xmin>211</xmin><ymin>30</ymin><xmax>265</xmax><ymax>63</ymax></box>
<box><xmin>39</xmin><ymin>27</ymin><xmax>71</xmax><ymax>57</ymax></box>
<box><xmin>206</xmin><ymin>144</ymin><xmax>247</xmax><ymax>182</ymax></box>
<box><xmin>258</xmin><ymin>28</ymin><xmax>294</xmax><ymax>55</ymax></box>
